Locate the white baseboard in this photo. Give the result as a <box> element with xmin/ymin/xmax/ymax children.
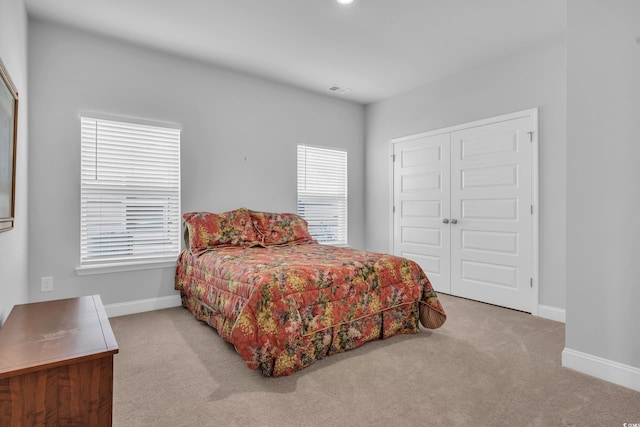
<box><xmin>536</xmin><ymin>304</ymin><xmax>566</xmax><ymax>323</ymax></box>
<box><xmin>562</xmin><ymin>348</ymin><xmax>640</xmax><ymax>392</ymax></box>
<box><xmin>104</xmin><ymin>294</ymin><xmax>182</xmax><ymax>318</ymax></box>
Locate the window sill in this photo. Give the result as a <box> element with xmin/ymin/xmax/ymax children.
<box><xmin>75</xmin><ymin>257</ymin><xmax>178</xmax><ymax>276</ymax></box>
<box><xmin>321</xmin><ymin>242</ymin><xmax>349</xmax><ymax>248</ymax></box>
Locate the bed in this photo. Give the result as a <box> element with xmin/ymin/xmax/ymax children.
<box><xmin>175</xmin><ymin>208</ymin><xmax>446</xmax><ymax>377</ymax></box>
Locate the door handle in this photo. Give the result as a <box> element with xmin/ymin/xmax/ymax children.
<box><xmin>442</xmin><ymin>218</ymin><xmax>449</xmax><ymax>224</ymax></box>
<box><xmin>451</xmin><ymin>219</ymin><xmax>458</xmax><ymax>224</ymax></box>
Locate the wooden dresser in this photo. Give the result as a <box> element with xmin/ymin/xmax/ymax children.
<box><xmin>0</xmin><ymin>295</ymin><xmax>119</xmax><ymax>426</ymax></box>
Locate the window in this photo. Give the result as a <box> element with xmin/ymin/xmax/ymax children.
<box><xmin>297</xmin><ymin>144</ymin><xmax>347</xmax><ymax>246</ymax></box>
<box><xmin>80</xmin><ymin>115</ymin><xmax>181</xmax><ymax>268</ymax></box>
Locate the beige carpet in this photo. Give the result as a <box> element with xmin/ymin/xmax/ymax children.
<box><xmin>110</xmin><ymin>294</ymin><xmax>640</xmax><ymax>426</ymax></box>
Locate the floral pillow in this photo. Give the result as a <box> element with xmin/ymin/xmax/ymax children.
<box><xmin>250</xmin><ymin>211</ymin><xmax>316</xmax><ymax>246</ymax></box>
<box><xmin>182</xmin><ymin>208</ymin><xmax>261</xmax><ymax>254</ymax></box>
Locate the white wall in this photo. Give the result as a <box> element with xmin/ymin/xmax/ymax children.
<box><xmin>27</xmin><ymin>20</ymin><xmax>365</xmax><ymax>306</ymax></box>
<box><xmin>0</xmin><ymin>0</ymin><xmax>28</xmax><ymax>325</ymax></box>
<box><xmin>564</xmin><ymin>0</ymin><xmax>640</xmax><ymax>387</ymax></box>
<box><xmin>365</xmin><ymin>37</ymin><xmax>567</xmax><ymax>311</ymax></box>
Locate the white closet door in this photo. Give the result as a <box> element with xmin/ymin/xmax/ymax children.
<box><xmin>450</xmin><ymin>116</ymin><xmax>534</xmax><ymax>312</ymax></box>
<box><xmin>393</xmin><ymin>133</ymin><xmax>451</xmax><ymax>293</ymax></box>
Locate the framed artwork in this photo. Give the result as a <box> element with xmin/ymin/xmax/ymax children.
<box><xmin>0</xmin><ymin>57</ymin><xmax>18</xmax><ymax>232</ymax></box>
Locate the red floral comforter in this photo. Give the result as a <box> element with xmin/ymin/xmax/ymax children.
<box><xmin>175</xmin><ymin>242</ymin><xmax>446</xmax><ymax>376</ymax></box>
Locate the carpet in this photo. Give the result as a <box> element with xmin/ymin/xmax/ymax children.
<box><xmin>110</xmin><ymin>293</ymin><xmax>640</xmax><ymax>426</ymax></box>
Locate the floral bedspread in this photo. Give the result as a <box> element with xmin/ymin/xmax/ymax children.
<box><xmin>175</xmin><ymin>242</ymin><xmax>446</xmax><ymax>376</ymax></box>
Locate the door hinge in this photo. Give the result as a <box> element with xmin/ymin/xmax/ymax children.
<box><xmin>530</xmin><ymin>278</ymin><xmax>533</xmax><ymax>288</ymax></box>
<box><xmin>391</xmin><ymin>154</ymin><xmax>396</xmax><ymax>162</ymax></box>
<box><xmin>527</xmin><ymin>131</ymin><xmax>534</xmax><ymax>142</ymax></box>
<box><xmin>393</xmin><ymin>206</ymin><xmax>396</xmax><ymax>213</ymax></box>
<box><xmin>530</xmin><ymin>205</ymin><xmax>534</xmax><ymax>215</ymax></box>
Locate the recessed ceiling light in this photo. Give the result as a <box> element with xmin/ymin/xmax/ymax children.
<box><xmin>337</xmin><ymin>0</ymin><xmax>354</xmax><ymax>4</ymax></box>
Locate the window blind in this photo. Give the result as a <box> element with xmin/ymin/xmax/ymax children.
<box><xmin>80</xmin><ymin>116</ymin><xmax>181</xmax><ymax>265</ymax></box>
<box><xmin>297</xmin><ymin>144</ymin><xmax>347</xmax><ymax>245</ymax></box>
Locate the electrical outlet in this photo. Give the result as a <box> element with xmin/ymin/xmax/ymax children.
<box><xmin>41</xmin><ymin>276</ymin><xmax>53</xmax><ymax>292</ymax></box>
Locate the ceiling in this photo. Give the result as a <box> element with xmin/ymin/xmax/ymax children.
<box><xmin>24</xmin><ymin>0</ymin><xmax>566</xmax><ymax>105</ymax></box>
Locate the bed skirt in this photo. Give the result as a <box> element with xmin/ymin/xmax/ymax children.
<box><xmin>179</xmin><ymin>290</ymin><xmax>422</xmax><ymax>376</ymax></box>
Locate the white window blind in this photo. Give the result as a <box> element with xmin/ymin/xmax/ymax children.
<box><xmin>297</xmin><ymin>144</ymin><xmax>347</xmax><ymax>246</ymax></box>
<box><xmin>80</xmin><ymin>116</ymin><xmax>181</xmax><ymax>266</ymax></box>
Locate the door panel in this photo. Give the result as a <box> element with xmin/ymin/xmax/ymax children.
<box><xmin>461</xmin><ymin>164</ymin><xmax>518</xmax><ymax>189</ymax></box>
<box><xmin>393</xmin><ymin>133</ymin><xmax>451</xmax><ymax>293</ymax></box>
<box><xmin>461</xmin><ymin>198</ymin><xmax>518</xmax><ymax>220</ymax></box>
<box><xmin>450</xmin><ymin>117</ymin><xmax>533</xmax><ymax>312</ymax></box>
<box><xmin>461</xmin><ymin>230</ymin><xmax>518</xmax><ymax>254</ymax></box>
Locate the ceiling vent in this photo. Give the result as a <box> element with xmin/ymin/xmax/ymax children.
<box><xmin>327</xmin><ymin>85</ymin><xmax>350</xmax><ymax>95</ymax></box>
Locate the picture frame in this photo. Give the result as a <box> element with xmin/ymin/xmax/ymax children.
<box><xmin>0</xmin><ymin>57</ymin><xmax>18</xmax><ymax>232</ymax></box>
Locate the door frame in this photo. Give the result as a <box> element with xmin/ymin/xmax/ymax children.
<box><xmin>389</xmin><ymin>108</ymin><xmax>539</xmax><ymax>315</ymax></box>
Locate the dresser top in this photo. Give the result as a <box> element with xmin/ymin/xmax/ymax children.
<box><xmin>0</xmin><ymin>295</ymin><xmax>119</xmax><ymax>378</ymax></box>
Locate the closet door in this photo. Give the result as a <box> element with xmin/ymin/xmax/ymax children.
<box><xmin>393</xmin><ymin>133</ymin><xmax>451</xmax><ymax>293</ymax></box>
<box><xmin>449</xmin><ymin>116</ymin><xmax>534</xmax><ymax>312</ymax></box>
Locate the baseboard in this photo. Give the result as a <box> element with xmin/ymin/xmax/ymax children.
<box><xmin>536</xmin><ymin>304</ymin><xmax>566</xmax><ymax>323</ymax></box>
<box><xmin>562</xmin><ymin>348</ymin><xmax>640</xmax><ymax>392</ymax></box>
<box><xmin>104</xmin><ymin>294</ymin><xmax>182</xmax><ymax>318</ymax></box>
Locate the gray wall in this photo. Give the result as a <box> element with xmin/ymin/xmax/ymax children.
<box><xmin>365</xmin><ymin>37</ymin><xmax>567</xmax><ymax>310</ymax></box>
<box><xmin>27</xmin><ymin>20</ymin><xmax>365</xmax><ymax>306</ymax></box>
<box><xmin>0</xmin><ymin>0</ymin><xmax>28</xmax><ymax>325</ymax></box>
<box><xmin>566</xmin><ymin>0</ymin><xmax>640</xmax><ymax>368</ymax></box>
